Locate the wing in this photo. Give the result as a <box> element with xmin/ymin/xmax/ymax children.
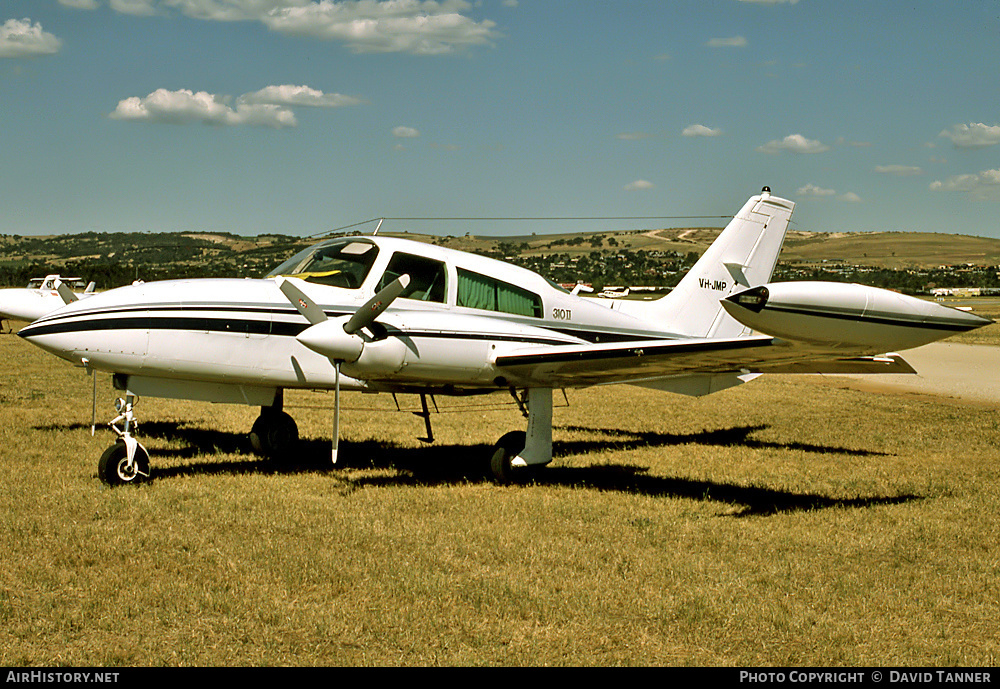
<box><xmin>494</xmin><ymin>335</ymin><xmax>915</xmax><ymax>388</ymax></box>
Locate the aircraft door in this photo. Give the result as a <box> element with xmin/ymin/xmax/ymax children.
<box><xmin>376</xmin><ymin>252</ymin><xmax>447</xmax><ymax>305</ymax></box>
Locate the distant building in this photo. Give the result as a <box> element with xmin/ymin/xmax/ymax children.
<box><xmin>931</xmin><ymin>287</ymin><xmax>981</xmax><ymax>297</ymax></box>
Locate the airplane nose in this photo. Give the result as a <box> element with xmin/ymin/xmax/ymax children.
<box><xmin>17</xmin><ymin>320</ymin><xmax>41</xmax><ymax>340</ymax></box>
<box><xmin>16</xmin><ymin>307</ymin><xmax>86</xmax><ymax>363</ymax></box>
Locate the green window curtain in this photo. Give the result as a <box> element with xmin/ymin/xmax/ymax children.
<box><xmin>497</xmin><ymin>283</ymin><xmax>537</xmax><ymax>317</ymax></box>
<box><xmin>458</xmin><ymin>268</ymin><xmax>542</xmax><ymax>317</ymax></box>
<box><xmin>457</xmin><ymin>269</ymin><xmax>497</xmax><ymax>311</ymax></box>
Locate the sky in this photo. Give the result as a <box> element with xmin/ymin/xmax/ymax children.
<box><xmin>2</xmin><ymin>0</ymin><xmax>999</xmax><ymax>240</ymax></box>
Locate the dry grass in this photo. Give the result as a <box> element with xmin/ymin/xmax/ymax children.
<box><xmin>1</xmin><ymin>327</ymin><xmax>998</xmax><ymax>666</ymax></box>
<box><xmin>938</xmin><ymin>297</ymin><xmax>1000</xmax><ymax>346</ymax></box>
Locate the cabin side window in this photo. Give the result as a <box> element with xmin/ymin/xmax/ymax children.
<box><xmin>377</xmin><ymin>252</ymin><xmax>447</xmax><ymax>303</ymax></box>
<box><xmin>456</xmin><ymin>268</ymin><xmax>542</xmax><ymax>318</ymax></box>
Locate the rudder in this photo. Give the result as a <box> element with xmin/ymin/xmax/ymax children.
<box><xmin>618</xmin><ymin>187</ymin><xmax>795</xmax><ymax>338</ymax></box>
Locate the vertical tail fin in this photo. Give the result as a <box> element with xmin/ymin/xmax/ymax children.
<box><xmin>619</xmin><ymin>187</ymin><xmax>795</xmax><ymax>338</ymax></box>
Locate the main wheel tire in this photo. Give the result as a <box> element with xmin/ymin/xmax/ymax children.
<box><xmin>97</xmin><ymin>442</ymin><xmax>150</xmax><ymax>486</ymax></box>
<box><xmin>249</xmin><ymin>411</ymin><xmax>299</xmax><ymax>459</ymax></box>
<box><xmin>489</xmin><ymin>430</ymin><xmax>530</xmax><ymax>484</ymax></box>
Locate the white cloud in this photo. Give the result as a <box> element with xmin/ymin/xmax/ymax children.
<box><xmin>58</xmin><ymin>0</ymin><xmax>100</xmax><ymax>9</ymax></box>
<box><xmin>938</xmin><ymin>123</ymin><xmax>1000</xmax><ymax>149</ymax></box>
<box><xmin>109</xmin><ymin>83</ymin><xmax>364</xmax><ymax>127</ymax></box>
<box><xmin>624</xmin><ymin>180</ymin><xmax>655</xmax><ymax>191</ymax></box>
<box><xmin>392</xmin><ymin>126</ymin><xmax>420</xmax><ymax>138</ymax></box>
<box><xmin>109</xmin><ymin>0</ymin><xmax>159</xmax><ymax>16</ymax></box>
<box><xmin>930</xmin><ymin>169</ymin><xmax>1000</xmax><ymax>199</ymax></box>
<box><xmin>109</xmin><ymin>88</ymin><xmax>298</xmax><ymax>127</ymax></box>
<box><xmin>796</xmin><ymin>184</ymin><xmax>836</xmax><ymax>198</ymax></box>
<box><xmin>262</xmin><ymin>0</ymin><xmax>500</xmax><ymax>55</ymax></box>
<box><xmin>240</xmin><ymin>84</ymin><xmax>364</xmax><ymax>108</ymax></box>
<box><xmin>91</xmin><ymin>1</ymin><xmax>499</xmax><ymax>55</ymax></box>
<box><xmin>681</xmin><ymin>124</ymin><xmax>722</xmax><ymax>137</ymax></box>
<box><xmin>874</xmin><ymin>165</ymin><xmax>923</xmax><ymax>176</ymax></box>
<box><xmin>156</xmin><ymin>1</ymin><xmax>298</xmax><ymax>21</ymax></box>
<box><xmin>706</xmin><ymin>36</ymin><xmax>747</xmax><ymax>48</ymax></box>
<box><xmin>0</xmin><ymin>18</ymin><xmax>62</xmax><ymax>58</ymax></box>
<box><xmin>796</xmin><ymin>184</ymin><xmax>861</xmax><ymax>202</ymax></box>
<box><xmin>756</xmin><ymin>134</ymin><xmax>830</xmax><ymax>154</ymax></box>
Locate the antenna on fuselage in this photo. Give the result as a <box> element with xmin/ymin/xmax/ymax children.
<box><xmin>372</xmin><ymin>218</ymin><xmax>384</xmax><ymax>236</ymax></box>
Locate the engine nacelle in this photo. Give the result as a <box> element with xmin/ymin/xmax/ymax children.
<box><xmin>296</xmin><ymin>316</ymin><xmax>408</xmax><ymax>375</ymax></box>
<box><xmin>723</xmin><ymin>282</ymin><xmax>991</xmax><ymax>353</ymax></box>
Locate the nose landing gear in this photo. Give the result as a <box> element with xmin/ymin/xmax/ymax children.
<box><xmin>97</xmin><ymin>395</ymin><xmax>150</xmax><ymax>486</ymax></box>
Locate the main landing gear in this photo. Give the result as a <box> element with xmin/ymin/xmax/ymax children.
<box><xmin>246</xmin><ymin>386</ymin><xmax>555</xmax><ymax>483</ymax></box>
<box><xmin>249</xmin><ymin>391</ymin><xmax>299</xmax><ymax>460</ymax></box>
<box><xmin>97</xmin><ymin>394</ymin><xmax>151</xmax><ymax>486</ymax></box>
<box><xmin>489</xmin><ymin>388</ymin><xmax>553</xmax><ymax>484</ymax></box>
<box><xmin>249</xmin><ymin>408</ymin><xmax>299</xmax><ymax>459</ymax></box>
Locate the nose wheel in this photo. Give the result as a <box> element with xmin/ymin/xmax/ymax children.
<box><xmin>98</xmin><ymin>441</ymin><xmax>150</xmax><ymax>486</ymax></box>
<box><xmin>98</xmin><ymin>395</ymin><xmax>151</xmax><ymax>486</ymax></box>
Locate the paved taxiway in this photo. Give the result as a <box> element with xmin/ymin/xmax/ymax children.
<box><xmin>842</xmin><ymin>341</ymin><xmax>1000</xmax><ymax>404</ymax></box>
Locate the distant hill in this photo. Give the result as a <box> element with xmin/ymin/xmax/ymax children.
<box><xmin>3</xmin><ymin>226</ymin><xmax>1000</xmax><ymax>289</ymax></box>
<box><xmin>407</xmin><ymin>227</ymin><xmax>1000</xmax><ymax>270</ymax></box>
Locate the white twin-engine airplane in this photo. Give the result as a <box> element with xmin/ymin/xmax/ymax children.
<box><xmin>0</xmin><ymin>275</ymin><xmax>96</xmax><ymax>329</ymax></box>
<box><xmin>18</xmin><ymin>188</ymin><xmax>991</xmax><ymax>486</ymax></box>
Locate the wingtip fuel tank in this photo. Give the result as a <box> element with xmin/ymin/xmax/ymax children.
<box><xmin>722</xmin><ymin>281</ymin><xmax>992</xmax><ymax>353</ymax></box>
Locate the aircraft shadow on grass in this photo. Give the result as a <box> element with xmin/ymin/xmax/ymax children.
<box><xmin>37</xmin><ymin>420</ymin><xmax>916</xmax><ymax>516</ymax></box>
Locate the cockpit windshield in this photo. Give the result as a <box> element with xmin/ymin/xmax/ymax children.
<box><xmin>27</xmin><ymin>277</ymin><xmax>87</xmax><ymax>290</ymax></box>
<box><xmin>266</xmin><ymin>238</ymin><xmax>380</xmax><ymax>289</ymax></box>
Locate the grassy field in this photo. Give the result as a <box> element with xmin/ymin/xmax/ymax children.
<box><xmin>1</xmin><ymin>328</ymin><xmax>999</xmax><ymax>666</ymax></box>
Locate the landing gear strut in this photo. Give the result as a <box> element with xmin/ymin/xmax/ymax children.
<box><xmin>489</xmin><ymin>388</ymin><xmax>552</xmax><ymax>484</ymax></box>
<box><xmin>97</xmin><ymin>394</ymin><xmax>150</xmax><ymax>486</ymax></box>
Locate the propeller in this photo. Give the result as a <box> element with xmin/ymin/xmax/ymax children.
<box><xmin>275</xmin><ymin>274</ymin><xmax>411</xmax><ymax>464</ymax></box>
<box><xmin>344</xmin><ymin>274</ymin><xmax>410</xmax><ymax>335</ymax></box>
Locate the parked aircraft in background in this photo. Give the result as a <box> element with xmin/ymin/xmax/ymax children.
<box><xmin>0</xmin><ymin>276</ymin><xmax>96</xmax><ymax>331</ymax></box>
<box><xmin>17</xmin><ymin>189</ymin><xmax>991</xmax><ymax>486</ymax></box>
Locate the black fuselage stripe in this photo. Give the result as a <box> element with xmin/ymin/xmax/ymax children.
<box><xmin>19</xmin><ymin>315</ymin><xmax>575</xmax><ymax>347</ymax></box>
